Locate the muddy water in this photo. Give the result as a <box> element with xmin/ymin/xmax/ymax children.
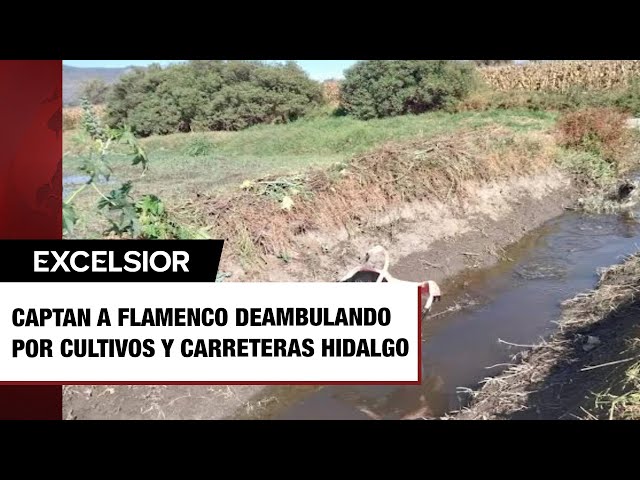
<box><xmin>265</xmin><ymin>208</ymin><xmax>640</xmax><ymax>420</ymax></box>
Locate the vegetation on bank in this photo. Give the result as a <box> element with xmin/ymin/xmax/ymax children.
<box><xmin>63</xmin><ymin>109</ymin><xmax>555</xmax><ymax>238</ymax></box>
<box><xmin>592</xmin><ymin>256</ymin><xmax>640</xmax><ymax>420</ymax></box>
<box><xmin>556</xmin><ymin>108</ymin><xmax>637</xmax><ymax>187</ymax></box>
<box><xmin>452</xmin><ymin>252</ymin><xmax>640</xmax><ymax>420</ymax></box>
<box><xmin>64</xmin><ymin>101</ymin><xmax>637</xmax><ymax>244</ymax></box>
<box><xmin>205</xmin><ymin>125</ymin><xmax>559</xmax><ymax>268</ymax></box>
<box><xmin>63</xmin><ymin>60</ymin><xmax>640</xmax><ymax>250</ymax></box>
<box><xmin>63</xmin><ymin>101</ymin><xmax>208</xmax><ymax>240</ymax></box>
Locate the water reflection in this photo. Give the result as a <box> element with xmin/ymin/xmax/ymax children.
<box><xmin>270</xmin><ymin>207</ymin><xmax>640</xmax><ymax>419</ymax></box>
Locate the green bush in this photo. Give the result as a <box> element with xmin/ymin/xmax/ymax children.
<box><xmin>556</xmin><ymin>149</ymin><xmax>616</xmax><ymax>187</ymax></box>
<box><xmin>106</xmin><ymin>61</ymin><xmax>323</xmax><ymax>137</ymax></box>
<box><xmin>339</xmin><ymin>60</ymin><xmax>477</xmax><ymax>120</ymax></box>
<box><xmin>612</xmin><ymin>79</ymin><xmax>640</xmax><ymax>116</ymax></box>
<box><xmin>184</xmin><ymin>134</ymin><xmax>214</xmax><ymax>157</ymax></box>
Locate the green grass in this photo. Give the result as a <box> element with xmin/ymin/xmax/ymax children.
<box><xmin>63</xmin><ymin>109</ymin><xmax>557</xmax><ymax>239</ymax></box>
<box><xmin>206</xmin><ymin>109</ymin><xmax>554</xmax><ymax>157</ymax></box>
<box><xmin>595</xmin><ymin>358</ymin><xmax>640</xmax><ymax>420</ymax></box>
<box><xmin>64</xmin><ymin>109</ymin><xmax>556</xmax><ymax>196</ymax></box>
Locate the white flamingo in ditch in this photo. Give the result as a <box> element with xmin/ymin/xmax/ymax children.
<box><xmin>340</xmin><ymin>245</ymin><xmax>442</xmax><ymax>314</ymax></box>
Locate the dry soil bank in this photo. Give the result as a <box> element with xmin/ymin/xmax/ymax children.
<box><xmin>63</xmin><ymin>169</ymin><xmax>577</xmax><ymax>420</ymax></box>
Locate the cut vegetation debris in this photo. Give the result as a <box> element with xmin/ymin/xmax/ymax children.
<box><xmin>574</xmin><ymin>179</ymin><xmax>640</xmax><ymax>214</ymax></box>
<box><xmin>64</xmin><ymin>105</ymin><xmax>638</xmax><ymax>271</ymax></box>
<box><xmin>451</xmin><ymin>253</ymin><xmax>640</xmax><ymax>420</ymax></box>
<box><xmin>202</xmin><ymin>126</ymin><xmax>558</xmax><ymax>269</ymax></box>
<box><xmin>63</xmin><ymin>109</ymin><xmax>558</xmax><ymax>242</ymax></box>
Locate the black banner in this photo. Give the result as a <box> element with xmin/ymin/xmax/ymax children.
<box><xmin>0</xmin><ymin>239</ymin><xmax>224</xmax><ymax>282</ymax></box>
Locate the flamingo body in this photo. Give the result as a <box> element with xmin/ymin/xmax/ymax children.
<box><xmin>339</xmin><ymin>245</ymin><xmax>441</xmax><ymax>314</ymax></box>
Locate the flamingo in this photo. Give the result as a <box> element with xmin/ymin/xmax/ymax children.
<box><xmin>339</xmin><ymin>245</ymin><xmax>442</xmax><ymax>314</ymax></box>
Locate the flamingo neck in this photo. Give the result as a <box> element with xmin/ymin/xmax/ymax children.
<box><xmin>375</xmin><ymin>250</ymin><xmax>390</xmax><ymax>283</ymax></box>
<box><xmin>382</xmin><ymin>250</ymin><xmax>390</xmax><ymax>273</ymax></box>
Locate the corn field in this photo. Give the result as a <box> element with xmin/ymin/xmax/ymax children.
<box><xmin>63</xmin><ymin>105</ymin><xmax>106</xmax><ymax>130</ymax></box>
<box><xmin>479</xmin><ymin>61</ymin><xmax>640</xmax><ymax>92</ymax></box>
<box><xmin>322</xmin><ymin>80</ymin><xmax>341</xmax><ymax>107</ymax></box>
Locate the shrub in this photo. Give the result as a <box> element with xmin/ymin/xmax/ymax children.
<box><xmin>612</xmin><ymin>79</ymin><xmax>640</xmax><ymax>116</ymax></box>
<box><xmin>184</xmin><ymin>134</ymin><xmax>214</xmax><ymax>157</ymax></box>
<box><xmin>106</xmin><ymin>61</ymin><xmax>323</xmax><ymax>136</ymax></box>
<box><xmin>106</xmin><ymin>65</ymin><xmax>185</xmax><ymax>137</ymax></box>
<box><xmin>339</xmin><ymin>60</ymin><xmax>477</xmax><ymax>120</ymax></box>
<box><xmin>556</xmin><ymin>108</ymin><xmax>632</xmax><ymax>165</ymax></box>
<box><xmin>556</xmin><ymin>149</ymin><xmax>616</xmax><ymax>188</ymax></box>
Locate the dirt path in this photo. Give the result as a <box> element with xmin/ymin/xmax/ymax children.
<box><xmin>63</xmin><ymin>385</ymin><xmax>268</xmax><ymax>420</ymax></box>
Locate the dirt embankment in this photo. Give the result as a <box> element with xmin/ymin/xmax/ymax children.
<box><xmin>69</xmin><ymin>116</ymin><xmax>640</xmax><ymax>420</ymax></box>
<box><xmin>63</xmin><ymin>146</ymin><xmax>578</xmax><ymax>420</ymax></box>
<box><xmin>250</xmin><ymin>171</ymin><xmax>573</xmax><ymax>286</ymax></box>
<box><xmin>211</xmin><ymin>127</ymin><xmax>570</xmax><ymax>283</ymax></box>
<box><xmin>450</xmin><ymin>253</ymin><xmax>640</xmax><ymax>420</ymax></box>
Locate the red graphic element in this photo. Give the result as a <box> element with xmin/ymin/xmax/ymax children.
<box><xmin>419</xmin><ymin>284</ymin><xmax>423</xmax><ymax>384</ymax></box>
<box><xmin>0</xmin><ymin>60</ymin><xmax>62</xmax><ymax>419</ymax></box>
<box><xmin>0</xmin><ymin>61</ymin><xmax>420</xmax><ymax>405</ymax></box>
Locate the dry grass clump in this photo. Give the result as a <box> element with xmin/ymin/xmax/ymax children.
<box><xmin>202</xmin><ymin>127</ymin><xmax>556</xmax><ymax>267</ymax></box>
<box><xmin>561</xmin><ymin>254</ymin><xmax>640</xmax><ymax>327</ymax></box>
<box><xmin>556</xmin><ymin>107</ymin><xmax>634</xmax><ymax>165</ymax></box>
<box><xmin>479</xmin><ymin>61</ymin><xmax>640</xmax><ymax>92</ymax></box>
<box><xmin>554</xmin><ymin>108</ymin><xmax>638</xmax><ymax>203</ymax></box>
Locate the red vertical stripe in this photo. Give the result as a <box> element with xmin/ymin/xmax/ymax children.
<box><xmin>0</xmin><ymin>60</ymin><xmax>62</xmax><ymax>419</ymax></box>
<box><xmin>418</xmin><ymin>285</ymin><xmax>422</xmax><ymax>384</ymax></box>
